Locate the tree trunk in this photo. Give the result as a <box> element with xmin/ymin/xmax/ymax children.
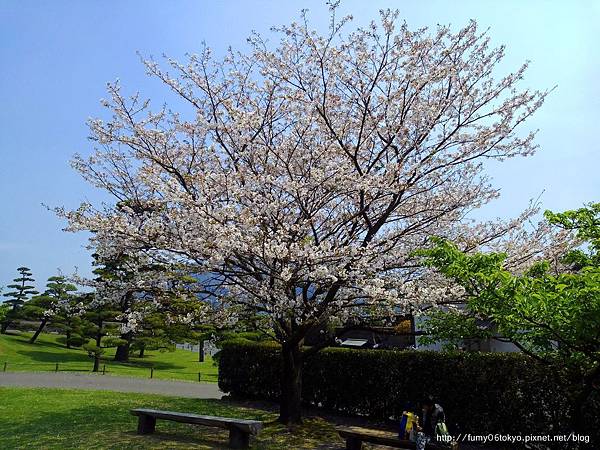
<box><xmin>139</xmin><ymin>345</ymin><xmax>145</xmax><ymax>358</ymax></box>
<box><xmin>66</xmin><ymin>329</ymin><xmax>71</xmax><ymax>349</ymax></box>
<box><xmin>29</xmin><ymin>318</ymin><xmax>47</xmax><ymax>344</ymax></box>
<box><xmin>278</xmin><ymin>342</ymin><xmax>303</xmax><ymax>425</ymax></box>
<box><xmin>114</xmin><ymin>332</ymin><xmax>132</xmax><ymax>362</ymax></box>
<box><xmin>198</xmin><ymin>339</ymin><xmax>204</xmax><ymax>362</ymax></box>
<box><xmin>93</xmin><ymin>322</ymin><xmax>103</xmax><ymax>373</ymax></box>
<box><xmin>114</xmin><ymin>343</ymin><xmax>130</xmax><ymax>362</ymax></box>
<box><xmin>95</xmin><ymin>319</ymin><xmax>103</xmax><ymax>347</ymax></box>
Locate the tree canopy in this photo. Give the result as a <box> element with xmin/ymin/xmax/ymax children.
<box><xmin>417</xmin><ymin>203</ymin><xmax>600</xmax><ymax>431</ymax></box>
<box><xmin>58</xmin><ymin>5</ymin><xmax>559</xmax><ymax>423</ymax></box>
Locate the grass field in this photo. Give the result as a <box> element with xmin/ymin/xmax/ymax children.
<box><xmin>0</xmin><ymin>332</ymin><xmax>218</xmax><ymax>382</ymax></box>
<box><xmin>0</xmin><ymin>387</ymin><xmax>342</xmax><ymax>449</ymax></box>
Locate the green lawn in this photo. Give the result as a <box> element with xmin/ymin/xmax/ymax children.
<box><xmin>0</xmin><ymin>388</ymin><xmax>342</xmax><ymax>449</ymax></box>
<box><xmin>0</xmin><ymin>332</ymin><xmax>218</xmax><ymax>383</ymax></box>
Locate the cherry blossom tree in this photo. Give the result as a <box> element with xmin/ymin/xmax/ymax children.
<box><xmin>59</xmin><ymin>5</ymin><xmax>556</xmax><ymax>423</ymax></box>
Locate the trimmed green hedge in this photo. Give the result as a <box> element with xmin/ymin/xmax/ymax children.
<box><xmin>218</xmin><ymin>342</ymin><xmax>599</xmax><ymax>441</ymax></box>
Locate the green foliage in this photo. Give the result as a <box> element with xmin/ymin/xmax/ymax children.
<box><xmin>0</xmin><ymin>304</ymin><xmax>9</xmax><ymax>324</ymax></box>
<box><xmin>23</xmin><ymin>275</ymin><xmax>80</xmax><ymax>343</ymax></box>
<box><xmin>218</xmin><ymin>342</ymin><xmax>600</xmax><ymax>441</ymax></box>
<box><xmin>90</xmin><ymin>253</ymin><xmax>205</xmax><ymax>361</ymax></box>
<box><xmin>217</xmin><ymin>330</ymin><xmax>273</xmax><ymax>346</ymax></box>
<box><xmin>415</xmin><ymin>203</ymin><xmax>600</xmax><ymax>434</ymax></box>
<box><xmin>82</xmin><ymin>342</ymin><xmax>105</xmax><ymax>358</ymax></box>
<box><xmin>131</xmin><ymin>336</ymin><xmax>175</xmax><ymax>353</ymax></box>
<box><xmin>1</xmin><ymin>267</ymin><xmax>38</xmax><ymax>332</ymax></box>
<box><xmin>416</xmin><ymin>204</ymin><xmax>600</xmax><ymax>374</ymax></box>
<box><xmin>3</xmin><ymin>267</ymin><xmax>38</xmax><ymax>307</ymax></box>
<box><xmin>211</xmin><ymin>328</ymin><xmax>277</xmax><ymax>366</ymax></box>
<box><xmin>101</xmin><ymin>336</ymin><xmax>128</xmax><ymax>348</ymax></box>
<box><xmin>545</xmin><ymin>202</ymin><xmax>600</xmax><ymax>267</ymax></box>
<box><xmin>69</xmin><ymin>334</ymin><xmax>87</xmax><ymax>347</ymax></box>
<box><xmin>417</xmin><ymin>309</ymin><xmax>491</xmax><ymax>349</ymax></box>
<box><xmin>128</xmin><ymin>310</ymin><xmax>187</xmax><ymax>356</ymax></box>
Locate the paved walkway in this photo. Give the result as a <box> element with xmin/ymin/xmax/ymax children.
<box><xmin>0</xmin><ymin>371</ymin><xmax>223</xmax><ymax>398</ymax></box>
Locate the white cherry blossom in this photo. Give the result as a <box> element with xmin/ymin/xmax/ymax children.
<box><xmin>57</xmin><ymin>5</ymin><xmax>568</xmax><ymax>423</ymax></box>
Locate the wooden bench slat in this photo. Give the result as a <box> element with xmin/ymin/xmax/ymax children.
<box><xmin>131</xmin><ymin>408</ymin><xmax>264</xmax><ymax>449</ymax></box>
<box><xmin>336</xmin><ymin>426</ymin><xmax>454</xmax><ymax>450</ymax></box>
<box><xmin>338</xmin><ymin>426</ymin><xmax>415</xmax><ymax>448</ymax></box>
<box><xmin>130</xmin><ymin>408</ymin><xmax>263</xmax><ymax>434</ymax></box>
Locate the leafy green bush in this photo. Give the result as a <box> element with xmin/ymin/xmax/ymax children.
<box><xmin>213</xmin><ymin>332</ymin><xmax>277</xmax><ymax>366</ymax></box>
<box><xmin>82</xmin><ymin>342</ymin><xmax>105</xmax><ymax>358</ymax></box>
<box><xmin>216</xmin><ymin>331</ymin><xmax>274</xmax><ymax>347</ymax></box>
<box><xmin>56</xmin><ymin>334</ymin><xmax>87</xmax><ymax>347</ymax></box>
<box><xmin>218</xmin><ymin>342</ymin><xmax>599</xmax><ymax>441</ymax></box>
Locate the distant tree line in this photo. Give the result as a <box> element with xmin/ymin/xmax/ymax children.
<box><xmin>0</xmin><ymin>257</ymin><xmax>212</xmax><ymax>371</ymax></box>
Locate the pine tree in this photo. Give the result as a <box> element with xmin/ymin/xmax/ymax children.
<box><xmin>1</xmin><ymin>267</ymin><xmax>38</xmax><ymax>333</ymax></box>
<box><xmin>80</xmin><ymin>293</ymin><xmax>121</xmax><ymax>372</ymax></box>
<box><xmin>52</xmin><ymin>294</ymin><xmax>85</xmax><ymax>349</ymax></box>
<box><xmin>24</xmin><ymin>276</ymin><xmax>78</xmax><ymax>344</ymax></box>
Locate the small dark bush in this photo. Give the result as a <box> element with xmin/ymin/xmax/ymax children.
<box><xmin>57</xmin><ymin>334</ymin><xmax>86</xmax><ymax>347</ymax></box>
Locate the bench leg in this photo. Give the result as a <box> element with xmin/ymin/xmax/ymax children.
<box><xmin>346</xmin><ymin>437</ymin><xmax>362</xmax><ymax>450</ymax></box>
<box><xmin>137</xmin><ymin>415</ymin><xmax>156</xmax><ymax>434</ymax></box>
<box><xmin>228</xmin><ymin>428</ymin><xmax>250</xmax><ymax>449</ymax></box>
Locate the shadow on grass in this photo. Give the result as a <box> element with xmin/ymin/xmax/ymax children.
<box><xmin>112</xmin><ymin>357</ymin><xmax>187</xmax><ymax>371</ymax></box>
<box><xmin>4</xmin><ymin>333</ymin><xmax>71</xmax><ymax>351</ymax></box>
<box><xmin>15</xmin><ymin>349</ymin><xmax>91</xmax><ymax>364</ymax></box>
<box><xmin>0</xmin><ymin>404</ymin><xmax>230</xmax><ymax>449</ymax></box>
<box><xmin>0</xmin><ymin>394</ymin><xmax>343</xmax><ymax>449</ymax></box>
<box><xmin>13</xmin><ymin>349</ymin><xmax>188</xmax><ymax>373</ymax></box>
<box><xmin>119</xmin><ymin>429</ymin><xmax>230</xmax><ymax>449</ymax></box>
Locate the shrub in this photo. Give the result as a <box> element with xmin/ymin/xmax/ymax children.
<box><xmin>218</xmin><ymin>342</ymin><xmax>599</xmax><ymax>442</ymax></box>
<box><xmin>57</xmin><ymin>334</ymin><xmax>87</xmax><ymax>347</ymax></box>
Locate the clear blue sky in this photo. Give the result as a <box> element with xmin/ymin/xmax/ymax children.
<box><xmin>1</xmin><ymin>1</ymin><xmax>598</xmax><ymax>291</ymax></box>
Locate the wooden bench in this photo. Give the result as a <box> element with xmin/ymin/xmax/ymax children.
<box><xmin>336</xmin><ymin>426</ymin><xmax>458</xmax><ymax>450</ymax></box>
<box><xmin>130</xmin><ymin>408</ymin><xmax>263</xmax><ymax>449</ymax></box>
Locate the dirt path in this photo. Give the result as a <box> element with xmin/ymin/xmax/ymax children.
<box><xmin>0</xmin><ymin>371</ymin><xmax>223</xmax><ymax>398</ymax></box>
